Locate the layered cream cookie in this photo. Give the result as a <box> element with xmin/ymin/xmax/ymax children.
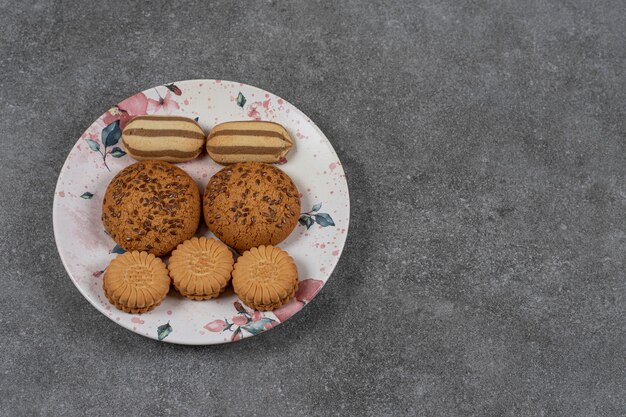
<box><xmin>122</xmin><ymin>115</ymin><xmax>205</xmax><ymax>162</ymax></box>
<box><xmin>168</xmin><ymin>237</ymin><xmax>234</xmax><ymax>300</ymax></box>
<box><xmin>232</xmin><ymin>245</ymin><xmax>298</xmax><ymax>311</ymax></box>
<box><xmin>103</xmin><ymin>251</ymin><xmax>171</xmax><ymax>314</ymax></box>
<box><xmin>206</xmin><ymin>121</ymin><xmax>294</xmax><ymax>164</ymax></box>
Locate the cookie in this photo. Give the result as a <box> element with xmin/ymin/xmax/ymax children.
<box><xmin>203</xmin><ymin>162</ymin><xmax>301</xmax><ymax>252</ymax></box>
<box><xmin>206</xmin><ymin>121</ymin><xmax>293</xmax><ymax>164</ymax></box>
<box><xmin>232</xmin><ymin>245</ymin><xmax>298</xmax><ymax>311</ymax></box>
<box><xmin>122</xmin><ymin>115</ymin><xmax>205</xmax><ymax>163</ymax></box>
<box><xmin>102</xmin><ymin>160</ymin><xmax>201</xmax><ymax>256</ymax></box>
<box><xmin>103</xmin><ymin>251</ymin><xmax>171</xmax><ymax>314</ymax></box>
<box><xmin>168</xmin><ymin>237</ymin><xmax>234</xmax><ymax>300</ymax></box>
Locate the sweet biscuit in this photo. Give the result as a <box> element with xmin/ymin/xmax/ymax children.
<box><xmin>122</xmin><ymin>115</ymin><xmax>205</xmax><ymax>163</ymax></box>
<box><xmin>206</xmin><ymin>121</ymin><xmax>293</xmax><ymax>164</ymax></box>
<box><xmin>102</xmin><ymin>160</ymin><xmax>201</xmax><ymax>256</ymax></box>
<box><xmin>232</xmin><ymin>245</ymin><xmax>298</xmax><ymax>311</ymax></box>
<box><xmin>103</xmin><ymin>251</ymin><xmax>171</xmax><ymax>314</ymax></box>
<box><xmin>203</xmin><ymin>162</ymin><xmax>300</xmax><ymax>252</ymax></box>
<box><xmin>168</xmin><ymin>237</ymin><xmax>234</xmax><ymax>300</ymax></box>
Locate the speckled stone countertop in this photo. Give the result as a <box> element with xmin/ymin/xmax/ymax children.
<box><xmin>1</xmin><ymin>0</ymin><xmax>624</xmax><ymax>415</ymax></box>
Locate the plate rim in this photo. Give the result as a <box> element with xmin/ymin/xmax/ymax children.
<box><xmin>52</xmin><ymin>79</ymin><xmax>350</xmax><ymax>345</ymax></box>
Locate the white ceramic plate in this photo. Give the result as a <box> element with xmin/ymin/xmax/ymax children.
<box><xmin>53</xmin><ymin>80</ymin><xmax>349</xmax><ymax>345</ymax></box>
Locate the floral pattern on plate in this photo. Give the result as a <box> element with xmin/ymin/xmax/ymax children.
<box><xmin>53</xmin><ymin>79</ymin><xmax>350</xmax><ymax>345</ymax></box>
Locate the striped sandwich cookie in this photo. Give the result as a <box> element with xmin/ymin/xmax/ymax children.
<box><xmin>122</xmin><ymin>115</ymin><xmax>206</xmax><ymax>163</ymax></box>
<box><xmin>206</xmin><ymin>121</ymin><xmax>294</xmax><ymax>164</ymax></box>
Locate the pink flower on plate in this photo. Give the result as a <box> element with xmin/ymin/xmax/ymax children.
<box><xmin>231</xmin><ymin>315</ymin><xmax>248</xmax><ymax>326</ymax></box>
<box><xmin>99</xmin><ymin>92</ymin><xmax>149</xmax><ymax>130</ymax></box>
<box><xmin>272</xmin><ymin>299</ymin><xmax>304</xmax><ymax>323</ymax></box>
<box><xmin>101</xmin><ymin>107</ymin><xmax>133</xmax><ymax>130</ymax></box>
<box><xmin>247</xmin><ymin>103</ymin><xmax>261</xmax><ymax>120</ymax></box>
<box><xmin>232</xmin><ymin>330</ymin><xmax>243</xmax><ymax>341</ymax></box>
<box><xmin>204</xmin><ymin>319</ymin><xmax>228</xmax><ymax>332</ymax></box>
<box><xmin>147</xmin><ymin>90</ymin><xmax>180</xmax><ymax>115</ymax></box>
<box><xmin>118</xmin><ymin>92</ymin><xmax>149</xmax><ymax>116</ymax></box>
<box><xmin>247</xmin><ymin>99</ymin><xmax>273</xmax><ymax>120</ymax></box>
<box><xmin>272</xmin><ymin>279</ymin><xmax>325</xmax><ymax>322</ymax></box>
<box><xmin>251</xmin><ymin>311</ymin><xmax>262</xmax><ymax>322</ymax></box>
<box><xmin>295</xmin><ymin>279</ymin><xmax>324</xmax><ymax>303</ymax></box>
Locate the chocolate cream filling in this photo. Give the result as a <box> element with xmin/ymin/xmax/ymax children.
<box><xmin>123</xmin><ymin>129</ymin><xmax>205</xmax><ymax>140</ymax></box>
<box><xmin>129</xmin><ymin>115</ymin><xmax>203</xmax><ymax>124</ymax></box>
<box><xmin>122</xmin><ymin>139</ymin><xmax>201</xmax><ymax>158</ymax></box>
<box><xmin>208</xmin><ymin>130</ymin><xmax>289</xmax><ymax>142</ymax></box>
<box><xmin>207</xmin><ymin>145</ymin><xmax>285</xmax><ymax>155</ymax></box>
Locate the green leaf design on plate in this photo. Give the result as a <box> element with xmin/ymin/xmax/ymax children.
<box><xmin>111</xmin><ymin>244</ymin><xmax>125</xmax><ymax>254</ymax></box>
<box><xmin>109</xmin><ymin>147</ymin><xmax>126</xmax><ymax>158</ymax></box>
<box><xmin>299</xmin><ymin>215</ymin><xmax>315</xmax><ymax>229</ymax></box>
<box><xmin>236</xmin><ymin>92</ymin><xmax>246</xmax><ymax>107</ymax></box>
<box><xmin>157</xmin><ymin>322</ymin><xmax>173</xmax><ymax>341</ymax></box>
<box><xmin>231</xmin><ymin>327</ymin><xmax>242</xmax><ymax>341</ymax></box>
<box><xmin>194</xmin><ymin>116</ymin><xmax>199</xmax><ymax>122</ymax></box>
<box><xmin>86</xmin><ymin>139</ymin><xmax>100</xmax><ymax>152</ymax></box>
<box><xmin>314</xmin><ymin>213</ymin><xmax>335</xmax><ymax>227</ymax></box>
<box><xmin>241</xmin><ymin>318</ymin><xmax>276</xmax><ymax>336</ymax></box>
<box><xmin>311</xmin><ymin>202</ymin><xmax>322</xmax><ymax>212</ymax></box>
<box><xmin>102</xmin><ymin>120</ymin><xmax>122</xmax><ymax>148</ymax></box>
<box><xmin>80</xmin><ymin>192</ymin><xmax>94</xmax><ymax>199</ymax></box>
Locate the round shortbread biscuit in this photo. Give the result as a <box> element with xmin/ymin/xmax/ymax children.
<box><xmin>168</xmin><ymin>237</ymin><xmax>234</xmax><ymax>300</ymax></box>
<box><xmin>232</xmin><ymin>245</ymin><xmax>298</xmax><ymax>311</ymax></box>
<box><xmin>103</xmin><ymin>251</ymin><xmax>171</xmax><ymax>314</ymax></box>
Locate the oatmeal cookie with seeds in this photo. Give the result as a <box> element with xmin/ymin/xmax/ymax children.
<box><xmin>203</xmin><ymin>162</ymin><xmax>300</xmax><ymax>252</ymax></box>
<box><xmin>102</xmin><ymin>160</ymin><xmax>201</xmax><ymax>256</ymax></box>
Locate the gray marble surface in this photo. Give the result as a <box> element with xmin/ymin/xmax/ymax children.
<box><xmin>1</xmin><ymin>0</ymin><xmax>625</xmax><ymax>415</ymax></box>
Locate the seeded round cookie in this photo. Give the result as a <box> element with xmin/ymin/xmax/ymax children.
<box><xmin>103</xmin><ymin>251</ymin><xmax>171</xmax><ymax>314</ymax></box>
<box><xmin>102</xmin><ymin>160</ymin><xmax>201</xmax><ymax>256</ymax></box>
<box><xmin>168</xmin><ymin>237</ymin><xmax>234</xmax><ymax>300</ymax></box>
<box><xmin>232</xmin><ymin>245</ymin><xmax>298</xmax><ymax>311</ymax></box>
<box><xmin>203</xmin><ymin>162</ymin><xmax>301</xmax><ymax>252</ymax></box>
